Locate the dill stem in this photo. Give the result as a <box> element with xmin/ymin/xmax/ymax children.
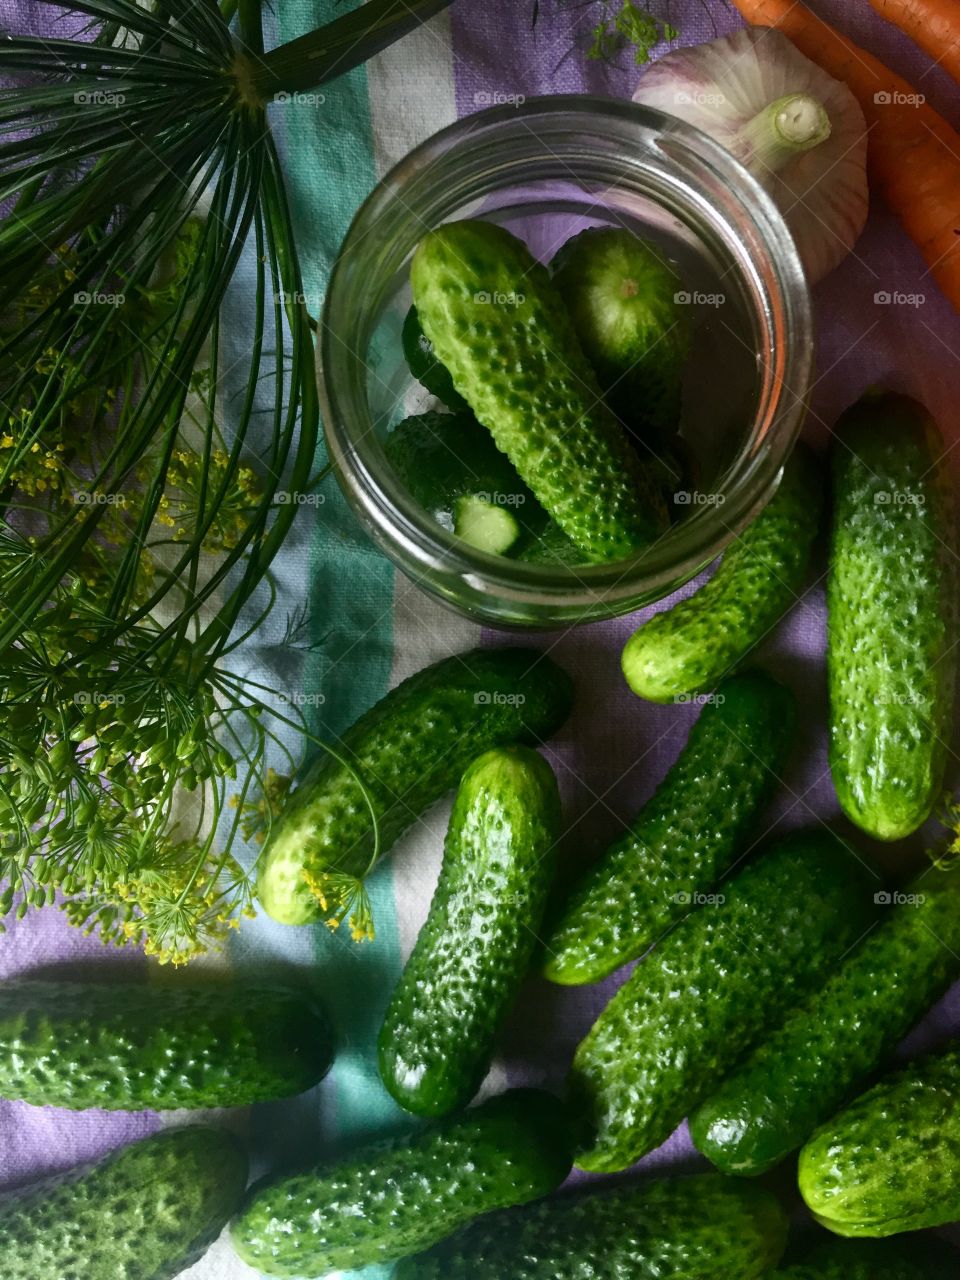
<box><xmin>244</xmin><ymin>0</ymin><xmax>453</xmax><ymax>101</ymax></box>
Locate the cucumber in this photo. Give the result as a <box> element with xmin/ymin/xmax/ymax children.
<box><xmin>515</xmin><ymin>516</ymin><xmax>588</xmax><ymax>567</ymax></box>
<box><xmin>569</xmin><ymin>829</ymin><xmax>875</xmax><ymax>1173</ymax></box>
<box><xmin>799</xmin><ymin>1039</ymin><xmax>960</xmax><ymax>1236</ymax></box>
<box><xmin>453</xmin><ymin>493</ymin><xmax>522</xmax><ymax>554</ymax></box>
<box><xmin>642</xmin><ymin>429</ymin><xmax>701</xmax><ymax>524</ymax></box>
<box><xmin>395</xmin><ymin>1173</ymin><xmax>788</xmax><ymax>1280</ymax></box>
<box><xmin>0</xmin><ymin>1126</ymin><xmax>247</xmax><ymax>1280</ymax></box>
<box><xmin>690</xmin><ymin>869</ymin><xmax>960</xmax><ymax>1176</ymax></box>
<box><xmin>828</xmin><ymin>392</ymin><xmax>957</xmax><ymax>841</ymax></box>
<box><xmin>384</xmin><ymin>410</ymin><xmax>540</xmax><ymax>537</ymax></box>
<box><xmin>402</xmin><ymin>303</ymin><xmax>468</xmax><ymax>409</ymax></box>
<box><xmin>544</xmin><ymin>669</ymin><xmax>795</xmax><ymax>985</ymax></box>
<box><xmin>258</xmin><ymin>647</ymin><xmax>573</xmax><ymax>926</ymax></box>
<box><xmin>0</xmin><ymin>978</ymin><xmax>333</xmax><ymax>1110</ymax></box>
<box><xmin>550</xmin><ymin>226</ymin><xmax>692</xmax><ymax>438</ymax></box>
<box><xmin>411</xmin><ymin>219</ymin><xmax>668</xmax><ymax>562</ymax></box>
<box><xmin>516</xmin><ymin>433</ymin><xmax>695</xmax><ymax>567</ymax></box>
<box><xmin>379</xmin><ymin>746</ymin><xmax>560</xmax><ymax>1116</ymax></box>
<box><xmin>230</xmin><ymin>1088</ymin><xmax>573</xmax><ymax>1276</ymax></box>
<box><xmin>774</xmin><ymin>1237</ymin><xmax>960</xmax><ymax>1279</ymax></box>
<box><xmin>622</xmin><ymin>443</ymin><xmax>822</xmax><ymax>702</ymax></box>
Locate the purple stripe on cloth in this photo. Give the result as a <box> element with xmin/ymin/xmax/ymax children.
<box><xmin>0</xmin><ymin>906</ymin><xmax>158</xmax><ymax>1191</ymax></box>
<box><xmin>447</xmin><ymin>0</ymin><xmax>960</xmax><ymax>1184</ymax></box>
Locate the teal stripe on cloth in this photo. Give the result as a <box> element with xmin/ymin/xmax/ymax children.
<box><xmin>272</xmin><ymin>5</ymin><xmax>405</xmax><ymax>1277</ymax></box>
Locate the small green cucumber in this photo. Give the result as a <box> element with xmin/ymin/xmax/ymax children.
<box><xmin>230</xmin><ymin>1088</ymin><xmax>573</xmax><ymax>1276</ymax></box>
<box><xmin>384</xmin><ymin>410</ymin><xmax>539</xmax><ymax>537</ymax></box>
<box><xmin>642</xmin><ymin>430</ymin><xmax>701</xmax><ymax>523</ymax></box>
<box><xmin>828</xmin><ymin>392</ymin><xmax>957</xmax><ymax>841</ymax></box>
<box><xmin>402</xmin><ymin>303</ymin><xmax>468</xmax><ymax>409</ymax></box>
<box><xmin>622</xmin><ymin>443</ymin><xmax>823</xmax><ymax>702</ymax></box>
<box><xmin>774</xmin><ymin>1237</ymin><xmax>960</xmax><ymax>1279</ymax></box>
<box><xmin>411</xmin><ymin>219</ymin><xmax>668</xmax><ymax>562</ymax></box>
<box><xmin>544</xmin><ymin>669</ymin><xmax>795</xmax><ymax>985</ymax></box>
<box><xmin>395</xmin><ymin>1173</ymin><xmax>788</xmax><ymax>1280</ymax></box>
<box><xmin>0</xmin><ymin>978</ymin><xmax>333</xmax><ymax>1110</ymax></box>
<box><xmin>550</xmin><ymin>226</ymin><xmax>692</xmax><ymax>437</ymax></box>
<box><xmin>799</xmin><ymin>1040</ymin><xmax>960</xmax><ymax>1236</ymax></box>
<box><xmin>569</xmin><ymin>829</ymin><xmax>875</xmax><ymax>1173</ymax></box>
<box><xmin>258</xmin><ymin>647</ymin><xmax>573</xmax><ymax>926</ymax></box>
<box><xmin>516</xmin><ymin>432</ymin><xmax>695</xmax><ymax>567</ymax></box>
<box><xmin>690</xmin><ymin>870</ymin><xmax>960</xmax><ymax>1176</ymax></box>
<box><xmin>379</xmin><ymin>746</ymin><xmax>560</xmax><ymax>1116</ymax></box>
<box><xmin>515</xmin><ymin>516</ymin><xmax>588</xmax><ymax>567</ymax></box>
<box><xmin>0</xmin><ymin>1126</ymin><xmax>248</xmax><ymax>1280</ymax></box>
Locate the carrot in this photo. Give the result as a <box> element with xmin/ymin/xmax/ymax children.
<box><xmin>731</xmin><ymin>0</ymin><xmax>960</xmax><ymax>312</ymax></box>
<box><xmin>869</xmin><ymin>0</ymin><xmax>960</xmax><ymax>86</ymax></box>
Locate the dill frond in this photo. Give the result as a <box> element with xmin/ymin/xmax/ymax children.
<box><xmin>0</xmin><ymin>0</ymin><xmax>447</xmax><ymax>957</ymax></box>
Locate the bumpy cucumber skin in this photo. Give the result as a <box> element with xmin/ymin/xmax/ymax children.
<box><xmin>774</xmin><ymin>1237</ymin><xmax>960</xmax><ymax>1279</ymax></box>
<box><xmin>411</xmin><ymin>220</ymin><xmax>668</xmax><ymax>563</ymax></box>
<box><xmin>544</xmin><ymin>669</ymin><xmax>795</xmax><ymax>985</ymax></box>
<box><xmin>258</xmin><ymin>647</ymin><xmax>573</xmax><ymax>925</ymax></box>
<box><xmin>828</xmin><ymin>393</ymin><xmax>957</xmax><ymax>841</ymax></box>
<box><xmin>385</xmin><ymin>410</ymin><xmax>538</xmax><ymax>533</ymax></box>
<box><xmin>569</xmin><ymin>830</ymin><xmax>874</xmax><ymax>1173</ymax></box>
<box><xmin>516</xmin><ymin>435</ymin><xmax>695</xmax><ymax>566</ymax></box>
<box><xmin>622</xmin><ymin>444</ymin><xmax>822</xmax><ymax>702</ymax></box>
<box><xmin>394</xmin><ymin>1173</ymin><xmax>788</xmax><ymax>1280</ymax></box>
<box><xmin>690</xmin><ymin>870</ymin><xmax>960</xmax><ymax>1176</ymax></box>
<box><xmin>550</xmin><ymin>227</ymin><xmax>692</xmax><ymax>438</ymax></box>
<box><xmin>230</xmin><ymin>1088</ymin><xmax>573</xmax><ymax>1276</ymax></box>
<box><xmin>379</xmin><ymin>746</ymin><xmax>560</xmax><ymax>1116</ymax></box>
<box><xmin>799</xmin><ymin>1043</ymin><xmax>960</xmax><ymax>1237</ymax></box>
<box><xmin>0</xmin><ymin>1126</ymin><xmax>247</xmax><ymax>1280</ymax></box>
<box><xmin>402</xmin><ymin>304</ymin><xmax>468</xmax><ymax>409</ymax></box>
<box><xmin>0</xmin><ymin>979</ymin><xmax>332</xmax><ymax>1111</ymax></box>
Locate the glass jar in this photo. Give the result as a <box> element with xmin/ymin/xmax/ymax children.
<box><xmin>319</xmin><ymin>95</ymin><xmax>813</xmax><ymax>629</ymax></box>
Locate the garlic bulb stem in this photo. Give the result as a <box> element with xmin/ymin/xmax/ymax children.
<box><xmin>737</xmin><ymin>93</ymin><xmax>832</xmax><ymax>174</ymax></box>
<box><xmin>632</xmin><ymin>28</ymin><xmax>868</xmax><ymax>281</ymax></box>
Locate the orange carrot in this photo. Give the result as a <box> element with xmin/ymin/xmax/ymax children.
<box><xmin>731</xmin><ymin>0</ymin><xmax>960</xmax><ymax>312</ymax></box>
<box><xmin>869</xmin><ymin>0</ymin><xmax>960</xmax><ymax>85</ymax></box>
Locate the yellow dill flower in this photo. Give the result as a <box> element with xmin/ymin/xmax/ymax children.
<box><xmin>305</xmin><ymin>869</ymin><xmax>375</xmax><ymax>943</ymax></box>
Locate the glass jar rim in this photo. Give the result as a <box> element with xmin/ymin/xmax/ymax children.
<box><xmin>320</xmin><ymin>93</ymin><xmax>813</xmax><ymax>610</ymax></box>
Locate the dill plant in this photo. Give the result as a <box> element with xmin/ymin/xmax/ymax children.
<box><xmin>0</xmin><ymin>0</ymin><xmax>448</xmax><ymax>961</ymax></box>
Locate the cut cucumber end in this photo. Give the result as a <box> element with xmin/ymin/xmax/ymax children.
<box><xmin>808</xmin><ymin>1211</ymin><xmax>872</xmax><ymax>1239</ymax></box>
<box><xmin>572</xmin><ymin>1148</ymin><xmax>631</xmax><ymax>1175</ymax></box>
<box><xmin>542</xmin><ymin>957</ymin><xmax>591</xmax><ymax>986</ymax></box>
<box><xmin>620</xmin><ymin>635</ymin><xmax>683</xmax><ymax>703</ymax></box>
<box><xmin>835</xmin><ymin>786</ymin><xmax>935</xmax><ymax>843</ymax></box>
<box><xmin>257</xmin><ymin>830</ymin><xmax>325</xmax><ymax>926</ymax></box>
<box><xmin>688</xmin><ymin>1110</ymin><xmax>777</xmax><ymax>1178</ymax></box>
<box><xmin>543</xmin><ymin>944</ymin><xmax>628</xmax><ymax>987</ymax></box>
<box><xmin>453</xmin><ymin>495</ymin><xmax>521</xmax><ymax>556</ymax></box>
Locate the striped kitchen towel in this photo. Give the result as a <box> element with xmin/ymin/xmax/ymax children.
<box><xmin>2</xmin><ymin>1</ymin><xmax>959</xmax><ymax>1276</ymax></box>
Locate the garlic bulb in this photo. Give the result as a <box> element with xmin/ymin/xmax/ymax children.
<box><xmin>633</xmin><ymin>26</ymin><xmax>868</xmax><ymax>283</ymax></box>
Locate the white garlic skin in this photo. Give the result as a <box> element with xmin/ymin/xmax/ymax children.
<box><xmin>634</xmin><ymin>26</ymin><xmax>869</xmax><ymax>284</ymax></box>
